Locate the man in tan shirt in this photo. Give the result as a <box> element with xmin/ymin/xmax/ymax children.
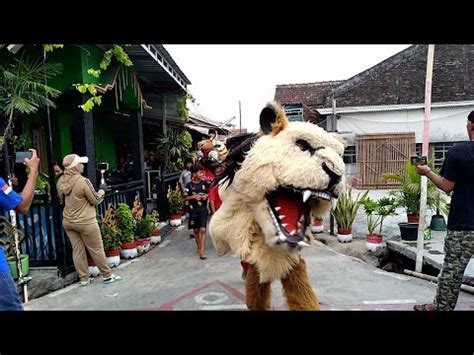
<box><xmin>58</xmin><ymin>154</ymin><xmax>121</xmax><ymax>286</ymax></box>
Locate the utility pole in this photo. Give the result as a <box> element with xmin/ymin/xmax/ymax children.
<box><xmin>239</xmin><ymin>100</ymin><xmax>242</xmax><ymax>133</ymax></box>
<box><xmin>329</xmin><ymin>98</ymin><xmax>337</xmax><ymax>236</ymax></box>
<box><xmin>416</xmin><ymin>45</ymin><xmax>435</xmax><ymax>273</ymax></box>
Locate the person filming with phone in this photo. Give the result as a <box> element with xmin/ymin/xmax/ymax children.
<box><xmin>57</xmin><ymin>154</ymin><xmax>121</xmax><ymax>286</ymax></box>
<box><xmin>413</xmin><ymin>111</ymin><xmax>474</xmax><ymax>311</ymax></box>
<box><xmin>0</xmin><ymin>149</ymin><xmax>39</xmax><ymax>311</ymax></box>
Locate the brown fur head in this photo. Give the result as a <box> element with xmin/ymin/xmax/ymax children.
<box><xmin>216</xmin><ymin>101</ymin><xmax>346</xmax><ymax>252</ymax></box>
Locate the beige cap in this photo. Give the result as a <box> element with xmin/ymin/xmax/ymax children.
<box><xmin>63</xmin><ymin>154</ymin><xmax>89</xmax><ymax>169</ymax></box>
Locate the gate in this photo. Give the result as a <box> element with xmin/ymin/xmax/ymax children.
<box><xmin>356</xmin><ymin>132</ymin><xmax>416</xmax><ymax>189</ymax></box>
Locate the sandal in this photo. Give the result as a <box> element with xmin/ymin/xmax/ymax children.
<box><xmin>413</xmin><ymin>303</ymin><xmax>437</xmax><ymax>311</ymax></box>
<box><xmin>199</xmin><ymin>255</ymin><xmax>207</xmax><ymax>260</ymax></box>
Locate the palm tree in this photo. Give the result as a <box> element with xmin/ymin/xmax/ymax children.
<box><xmin>0</xmin><ymin>53</ymin><xmax>62</xmax><ymax>143</ymax></box>
<box><xmin>0</xmin><ymin>50</ymin><xmax>62</xmax><ymax>301</ymax></box>
<box><xmin>384</xmin><ymin>160</ymin><xmax>445</xmax><ymax>218</ymax></box>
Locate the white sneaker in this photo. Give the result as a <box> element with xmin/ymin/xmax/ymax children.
<box><xmin>80</xmin><ymin>277</ymin><xmax>94</xmax><ymax>286</ymax></box>
<box><xmin>103</xmin><ymin>274</ymin><xmax>122</xmax><ymax>284</ymax></box>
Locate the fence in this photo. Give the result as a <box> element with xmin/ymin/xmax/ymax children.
<box><xmin>356</xmin><ymin>132</ymin><xmax>416</xmax><ymax>189</ymax></box>
<box><xmin>0</xmin><ymin>181</ymin><xmax>145</xmax><ymax>275</ymax></box>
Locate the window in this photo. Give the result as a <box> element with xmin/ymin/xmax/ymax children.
<box><xmin>343</xmin><ymin>145</ymin><xmax>356</xmax><ymax>164</ymax></box>
<box><xmin>415</xmin><ymin>143</ymin><xmax>422</xmax><ymax>157</ymax></box>
<box><xmin>283</xmin><ymin>104</ymin><xmax>304</xmax><ymax>122</ymax></box>
<box><xmin>432</xmin><ymin>142</ymin><xmax>461</xmax><ymax>170</ymax></box>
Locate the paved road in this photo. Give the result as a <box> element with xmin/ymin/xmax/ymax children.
<box><xmin>26</xmin><ymin>225</ymin><xmax>474</xmax><ymax>311</ymax></box>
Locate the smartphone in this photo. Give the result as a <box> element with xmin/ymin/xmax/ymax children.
<box><xmin>410</xmin><ymin>155</ymin><xmax>428</xmax><ymax>166</ymax></box>
<box><xmin>15</xmin><ymin>151</ymin><xmax>33</xmax><ymax>164</ymax></box>
<box><xmin>97</xmin><ymin>162</ymin><xmax>109</xmax><ymax>171</ymax></box>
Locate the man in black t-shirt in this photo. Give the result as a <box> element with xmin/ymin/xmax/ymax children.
<box><xmin>414</xmin><ymin>111</ymin><xmax>474</xmax><ymax>311</ymax></box>
<box><xmin>185</xmin><ymin>165</ymin><xmax>210</xmax><ymax>260</ymax></box>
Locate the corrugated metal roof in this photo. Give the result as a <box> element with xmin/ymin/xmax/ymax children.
<box><xmin>316</xmin><ymin>101</ymin><xmax>474</xmax><ymax>115</ymax></box>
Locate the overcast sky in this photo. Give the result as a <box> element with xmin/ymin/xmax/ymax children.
<box><xmin>164</xmin><ymin>45</ymin><xmax>411</xmax><ymax>133</ymax></box>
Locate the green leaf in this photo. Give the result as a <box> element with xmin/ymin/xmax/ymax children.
<box><xmin>87</xmin><ymin>85</ymin><xmax>97</xmax><ymax>96</ymax></box>
<box><xmin>93</xmin><ymin>95</ymin><xmax>102</xmax><ymax>105</ymax></box>
<box><xmin>75</xmin><ymin>84</ymin><xmax>88</xmax><ymax>94</ymax></box>
<box><xmin>87</xmin><ymin>68</ymin><xmax>101</xmax><ymax>78</ymax></box>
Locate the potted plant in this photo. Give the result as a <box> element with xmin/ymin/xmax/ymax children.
<box><xmin>167</xmin><ymin>183</ymin><xmax>185</xmax><ymax>227</ymax></box>
<box><xmin>99</xmin><ymin>220</ymin><xmax>121</xmax><ymax>268</ymax></box>
<box><xmin>331</xmin><ymin>188</ymin><xmax>368</xmax><ymax>243</ymax></box>
<box><xmin>135</xmin><ymin>216</ymin><xmax>153</xmax><ymax>254</ymax></box>
<box><xmin>148</xmin><ymin>211</ymin><xmax>161</xmax><ymax>244</ymax></box>
<box><xmin>361</xmin><ymin>197</ymin><xmax>397</xmax><ymax>251</ymax></box>
<box><xmin>3</xmin><ymin>221</ymin><xmax>29</xmax><ymax>279</ymax></box>
<box><xmin>429</xmin><ymin>190</ymin><xmax>448</xmax><ymax>231</ymax></box>
<box><xmin>7</xmin><ymin>254</ymin><xmax>29</xmax><ymax>279</ymax></box>
<box><xmin>116</xmin><ymin>203</ymin><xmax>138</xmax><ymax>259</ymax></box>
<box><xmin>384</xmin><ymin>160</ymin><xmax>438</xmax><ymax>223</ymax></box>
<box><xmin>86</xmin><ymin>251</ymin><xmax>100</xmax><ymax>277</ymax></box>
<box><xmin>310</xmin><ymin>216</ymin><xmax>324</xmax><ymax>234</ymax></box>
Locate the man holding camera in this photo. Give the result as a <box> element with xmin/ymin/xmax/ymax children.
<box><xmin>0</xmin><ymin>149</ymin><xmax>39</xmax><ymax>311</ymax></box>
<box><xmin>414</xmin><ymin>111</ymin><xmax>474</xmax><ymax>311</ymax></box>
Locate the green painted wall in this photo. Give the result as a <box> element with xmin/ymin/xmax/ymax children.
<box><xmin>47</xmin><ymin>45</ymin><xmax>83</xmax><ymax>92</ymax></box>
<box><xmin>93</xmin><ymin>112</ymin><xmax>132</xmax><ymax>170</ymax></box>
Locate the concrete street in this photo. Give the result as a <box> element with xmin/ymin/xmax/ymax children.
<box><xmin>26</xmin><ymin>224</ymin><xmax>474</xmax><ymax>311</ymax></box>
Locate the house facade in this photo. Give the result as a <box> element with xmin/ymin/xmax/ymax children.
<box><xmin>275</xmin><ymin>44</ymin><xmax>474</xmax><ymax>187</ymax></box>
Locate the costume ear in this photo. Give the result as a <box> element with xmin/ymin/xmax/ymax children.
<box><xmin>259</xmin><ymin>101</ymin><xmax>289</xmax><ymax>136</ymax></box>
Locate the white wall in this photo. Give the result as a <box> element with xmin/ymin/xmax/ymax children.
<box><xmin>338</xmin><ymin>105</ymin><xmax>474</xmax><ymax>146</ymax></box>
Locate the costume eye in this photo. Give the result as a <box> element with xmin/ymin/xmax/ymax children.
<box><xmin>296</xmin><ymin>139</ymin><xmax>313</xmax><ymax>153</ymax></box>
<box><xmin>295</xmin><ymin>139</ymin><xmax>324</xmax><ymax>155</ymax></box>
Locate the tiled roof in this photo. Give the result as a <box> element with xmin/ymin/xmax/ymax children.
<box><xmin>274</xmin><ymin>81</ymin><xmax>344</xmax><ymax>106</ymax></box>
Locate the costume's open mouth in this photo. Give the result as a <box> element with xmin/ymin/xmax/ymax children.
<box><xmin>266</xmin><ymin>186</ymin><xmax>335</xmax><ymax>246</ymax></box>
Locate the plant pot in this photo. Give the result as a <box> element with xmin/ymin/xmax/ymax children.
<box><xmin>407</xmin><ymin>214</ymin><xmax>420</xmax><ymax>223</ymax></box>
<box><xmin>7</xmin><ymin>254</ymin><xmax>29</xmax><ymax>279</ymax></box>
<box><xmin>311</xmin><ymin>220</ymin><xmax>324</xmax><ymax>234</ymax></box>
<box><xmin>170</xmin><ymin>215</ymin><xmax>182</xmax><ymax>227</ymax></box>
<box><xmin>87</xmin><ymin>258</ymin><xmax>100</xmax><ymax>277</ymax></box>
<box><xmin>337</xmin><ymin>227</ymin><xmax>352</xmax><ymax>243</ymax></box>
<box><xmin>120</xmin><ymin>241</ymin><xmax>138</xmax><ymax>259</ymax></box>
<box><xmin>137</xmin><ymin>238</ymin><xmax>151</xmax><ymax>253</ymax></box>
<box><xmin>399</xmin><ymin>222</ymin><xmax>419</xmax><ymax>241</ymax></box>
<box><xmin>150</xmin><ymin>233</ymin><xmax>161</xmax><ymax>245</ymax></box>
<box><xmin>430</xmin><ymin>214</ymin><xmax>447</xmax><ymax>231</ymax></box>
<box><xmin>105</xmin><ymin>249</ymin><xmax>121</xmax><ymax>268</ymax></box>
<box><xmin>366</xmin><ymin>234</ymin><xmax>383</xmax><ymax>252</ymax></box>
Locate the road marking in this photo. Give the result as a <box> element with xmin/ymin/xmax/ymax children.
<box><xmin>373</xmin><ymin>269</ymin><xmax>410</xmax><ymax>281</ymax></box>
<box><xmin>200</xmin><ymin>304</ymin><xmax>247</xmax><ymax>310</ymax></box>
<box><xmin>194</xmin><ymin>292</ymin><xmax>228</xmax><ymax>305</ymax></box>
<box><xmin>363</xmin><ymin>299</ymin><xmax>417</xmax><ymax>305</ymax></box>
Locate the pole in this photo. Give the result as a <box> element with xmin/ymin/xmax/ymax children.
<box><xmin>404</xmin><ymin>269</ymin><xmax>474</xmax><ymax>295</ymax></box>
<box><xmin>239</xmin><ymin>100</ymin><xmax>242</xmax><ymax>134</ymax></box>
<box><xmin>43</xmin><ymin>49</ymin><xmax>66</xmax><ymax>276</ymax></box>
<box><xmin>415</xmin><ymin>45</ymin><xmax>435</xmax><ymax>273</ymax></box>
<box><xmin>329</xmin><ymin>98</ymin><xmax>337</xmax><ymax>236</ymax></box>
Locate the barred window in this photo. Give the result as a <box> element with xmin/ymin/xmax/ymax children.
<box><xmin>343</xmin><ymin>145</ymin><xmax>356</xmax><ymax>164</ymax></box>
<box><xmin>433</xmin><ymin>142</ymin><xmax>460</xmax><ymax>170</ymax></box>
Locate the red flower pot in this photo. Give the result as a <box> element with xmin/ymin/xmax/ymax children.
<box><xmin>407</xmin><ymin>215</ymin><xmax>420</xmax><ymax>223</ymax></box>
<box><xmin>366</xmin><ymin>234</ymin><xmax>383</xmax><ymax>244</ymax></box>
<box><xmin>87</xmin><ymin>258</ymin><xmax>96</xmax><ymax>267</ymax></box>
<box><xmin>366</xmin><ymin>234</ymin><xmax>384</xmax><ymax>252</ymax></box>
<box><xmin>121</xmin><ymin>240</ymin><xmax>137</xmax><ymax>249</ymax></box>
<box><xmin>152</xmin><ymin>229</ymin><xmax>161</xmax><ymax>236</ymax></box>
<box><xmin>105</xmin><ymin>249</ymin><xmax>120</xmax><ymax>257</ymax></box>
<box><xmin>137</xmin><ymin>238</ymin><xmax>151</xmax><ymax>246</ymax></box>
<box><xmin>337</xmin><ymin>227</ymin><xmax>352</xmax><ymax>235</ymax></box>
